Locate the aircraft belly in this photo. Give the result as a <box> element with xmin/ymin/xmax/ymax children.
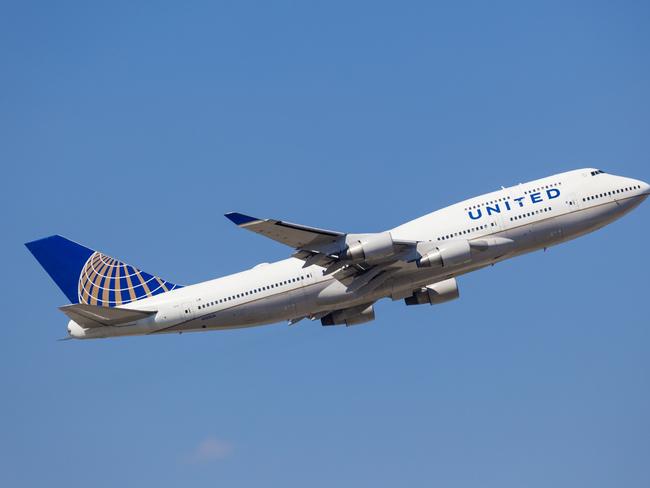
<box><xmin>159</xmin><ymin>284</ymin><xmax>325</xmax><ymax>333</ymax></box>
<box><xmin>225</xmin><ymin>287</ymin><xmax>309</xmax><ymax>325</ymax></box>
<box><xmin>545</xmin><ymin>201</ymin><xmax>638</xmax><ymax>245</ymax></box>
<box><xmin>500</xmin><ymin>222</ymin><xmax>538</xmax><ymax>248</ymax></box>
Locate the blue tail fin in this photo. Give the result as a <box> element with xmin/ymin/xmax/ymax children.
<box><xmin>25</xmin><ymin>235</ymin><xmax>182</xmax><ymax>307</ymax></box>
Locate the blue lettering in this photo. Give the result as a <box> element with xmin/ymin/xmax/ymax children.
<box><xmin>513</xmin><ymin>196</ymin><xmax>525</xmax><ymax>207</ymax></box>
<box><xmin>486</xmin><ymin>204</ymin><xmax>501</xmax><ymax>215</ymax></box>
<box><xmin>468</xmin><ymin>209</ymin><xmax>482</xmax><ymax>220</ymax></box>
<box><xmin>547</xmin><ymin>188</ymin><xmax>560</xmax><ymax>199</ymax></box>
<box><xmin>530</xmin><ymin>192</ymin><xmax>542</xmax><ymax>203</ymax></box>
<box><xmin>504</xmin><ymin>200</ymin><xmax>511</xmax><ymax>211</ymax></box>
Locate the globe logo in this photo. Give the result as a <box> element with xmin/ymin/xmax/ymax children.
<box><xmin>78</xmin><ymin>252</ymin><xmax>180</xmax><ymax>307</ymax></box>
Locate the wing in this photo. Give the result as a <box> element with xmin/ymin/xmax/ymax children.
<box><xmin>225</xmin><ymin>212</ymin><xmax>420</xmax><ymax>294</ymax></box>
<box><xmin>224</xmin><ymin>213</ymin><xmax>516</xmax><ymax>300</ymax></box>
<box><xmin>59</xmin><ymin>303</ymin><xmax>156</xmax><ymax>329</ymax></box>
<box><xmin>224</xmin><ymin>212</ymin><xmax>343</xmax><ymax>249</ymax></box>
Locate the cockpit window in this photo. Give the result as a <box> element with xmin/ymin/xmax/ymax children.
<box><xmin>590</xmin><ymin>169</ymin><xmax>605</xmax><ymax>176</ymax></box>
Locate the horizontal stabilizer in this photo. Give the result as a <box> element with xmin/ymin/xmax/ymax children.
<box><xmin>59</xmin><ymin>303</ymin><xmax>156</xmax><ymax>329</ymax></box>
<box><xmin>224</xmin><ymin>212</ymin><xmax>343</xmax><ymax>249</ymax></box>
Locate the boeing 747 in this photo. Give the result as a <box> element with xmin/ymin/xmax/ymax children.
<box><xmin>26</xmin><ymin>168</ymin><xmax>649</xmax><ymax>339</ymax></box>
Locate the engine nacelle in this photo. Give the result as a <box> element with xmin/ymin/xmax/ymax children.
<box><xmin>321</xmin><ymin>304</ymin><xmax>376</xmax><ymax>326</ymax></box>
<box><xmin>416</xmin><ymin>240</ymin><xmax>471</xmax><ymax>268</ymax></box>
<box><xmin>343</xmin><ymin>232</ymin><xmax>394</xmax><ymax>263</ymax></box>
<box><xmin>404</xmin><ymin>278</ymin><xmax>459</xmax><ymax>306</ymax></box>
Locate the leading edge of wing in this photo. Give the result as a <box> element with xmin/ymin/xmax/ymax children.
<box><xmin>224</xmin><ymin>212</ymin><xmax>344</xmax><ymax>250</ymax></box>
<box><xmin>225</xmin><ymin>212</ymin><xmax>342</xmax><ymax>237</ymax></box>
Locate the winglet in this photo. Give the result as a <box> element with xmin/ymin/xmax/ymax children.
<box><xmin>224</xmin><ymin>212</ymin><xmax>262</xmax><ymax>226</ymax></box>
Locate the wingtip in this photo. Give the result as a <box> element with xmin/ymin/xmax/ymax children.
<box><xmin>224</xmin><ymin>212</ymin><xmax>260</xmax><ymax>226</ymax></box>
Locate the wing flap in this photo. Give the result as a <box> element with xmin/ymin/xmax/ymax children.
<box><xmin>59</xmin><ymin>304</ymin><xmax>156</xmax><ymax>328</ymax></box>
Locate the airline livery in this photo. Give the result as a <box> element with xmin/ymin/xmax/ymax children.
<box><xmin>26</xmin><ymin>168</ymin><xmax>649</xmax><ymax>339</ymax></box>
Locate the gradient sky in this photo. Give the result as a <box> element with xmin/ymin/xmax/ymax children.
<box><xmin>1</xmin><ymin>2</ymin><xmax>649</xmax><ymax>487</ymax></box>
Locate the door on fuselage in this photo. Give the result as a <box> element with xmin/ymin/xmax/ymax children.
<box><xmin>566</xmin><ymin>192</ymin><xmax>582</xmax><ymax>210</ymax></box>
<box><xmin>177</xmin><ymin>302</ymin><xmax>195</xmax><ymax>321</ymax></box>
<box><xmin>158</xmin><ymin>302</ymin><xmax>195</xmax><ymax>327</ymax></box>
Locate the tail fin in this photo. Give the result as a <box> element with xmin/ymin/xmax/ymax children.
<box><xmin>25</xmin><ymin>235</ymin><xmax>182</xmax><ymax>307</ymax></box>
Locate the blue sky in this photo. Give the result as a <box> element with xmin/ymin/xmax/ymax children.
<box><xmin>1</xmin><ymin>1</ymin><xmax>649</xmax><ymax>486</ymax></box>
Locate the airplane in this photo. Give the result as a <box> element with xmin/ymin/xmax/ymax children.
<box><xmin>26</xmin><ymin>168</ymin><xmax>649</xmax><ymax>340</ymax></box>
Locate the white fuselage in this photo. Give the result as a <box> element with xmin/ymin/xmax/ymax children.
<box><xmin>68</xmin><ymin>168</ymin><xmax>649</xmax><ymax>339</ymax></box>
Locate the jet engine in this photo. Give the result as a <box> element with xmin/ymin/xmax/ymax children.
<box><xmin>321</xmin><ymin>304</ymin><xmax>376</xmax><ymax>326</ymax></box>
<box><xmin>343</xmin><ymin>232</ymin><xmax>395</xmax><ymax>263</ymax></box>
<box><xmin>416</xmin><ymin>240</ymin><xmax>471</xmax><ymax>268</ymax></box>
<box><xmin>404</xmin><ymin>278</ymin><xmax>459</xmax><ymax>306</ymax></box>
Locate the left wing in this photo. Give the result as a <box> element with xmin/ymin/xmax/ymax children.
<box><xmin>224</xmin><ymin>212</ymin><xmax>343</xmax><ymax>249</ymax></box>
<box><xmin>224</xmin><ymin>213</ymin><xmax>512</xmax><ymax>296</ymax></box>
<box><xmin>225</xmin><ymin>212</ymin><xmax>419</xmax><ymax>293</ymax></box>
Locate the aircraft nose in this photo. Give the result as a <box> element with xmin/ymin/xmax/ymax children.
<box><xmin>67</xmin><ymin>321</ymin><xmax>86</xmax><ymax>339</ymax></box>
